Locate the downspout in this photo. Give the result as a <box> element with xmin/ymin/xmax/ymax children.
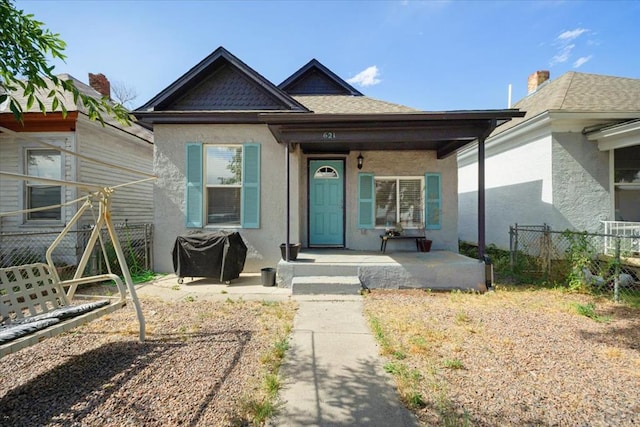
<box><xmin>478</xmin><ymin>135</ymin><xmax>486</xmax><ymax>261</ymax></box>
<box><xmin>286</xmin><ymin>143</ymin><xmax>291</xmax><ymax>261</ymax></box>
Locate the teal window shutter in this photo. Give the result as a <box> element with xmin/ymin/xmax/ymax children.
<box><xmin>242</xmin><ymin>143</ymin><xmax>260</xmax><ymax>228</ymax></box>
<box><xmin>185</xmin><ymin>143</ymin><xmax>203</xmax><ymax>228</ymax></box>
<box><xmin>358</xmin><ymin>173</ymin><xmax>375</xmax><ymax>229</ymax></box>
<box><xmin>425</xmin><ymin>173</ymin><xmax>441</xmax><ymax>230</ymax></box>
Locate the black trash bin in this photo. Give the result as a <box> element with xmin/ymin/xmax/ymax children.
<box><xmin>261</xmin><ymin>267</ymin><xmax>276</xmax><ymax>287</ymax></box>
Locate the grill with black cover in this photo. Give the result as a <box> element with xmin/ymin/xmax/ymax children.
<box><xmin>172</xmin><ymin>231</ymin><xmax>247</xmax><ymax>283</ymax></box>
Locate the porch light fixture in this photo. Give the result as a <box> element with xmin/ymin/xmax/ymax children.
<box><xmin>357</xmin><ymin>153</ymin><xmax>364</xmax><ymax>170</ymax></box>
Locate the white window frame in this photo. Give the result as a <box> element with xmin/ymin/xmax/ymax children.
<box><xmin>204</xmin><ymin>144</ymin><xmax>243</xmax><ymax>227</ymax></box>
<box><xmin>23</xmin><ymin>147</ymin><xmax>63</xmax><ymax>223</ymax></box>
<box><xmin>374</xmin><ymin>176</ymin><xmax>424</xmax><ymax>229</ymax></box>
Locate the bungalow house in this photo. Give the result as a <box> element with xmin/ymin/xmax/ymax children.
<box><xmin>134</xmin><ymin>46</ymin><xmax>522</xmax><ymax>287</ymax></box>
<box><xmin>0</xmin><ymin>73</ymin><xmax>154</xmax><ymax>267</ymax></box>
<box><xmin>458</xmin><ymin>71</ymin><xmax>640</xmax><ymax>249</ymax></box>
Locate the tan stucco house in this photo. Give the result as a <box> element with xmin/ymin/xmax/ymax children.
<box><xmin>134</xmin><ymin>47</ymin><xmax>521</xmax><ymax>277</ymax></box>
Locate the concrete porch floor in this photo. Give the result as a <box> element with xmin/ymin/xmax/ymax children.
<box><xmin>276</xmin><ymin>249</ymin><xmax>487</xmax><ymax>291</ymax></box>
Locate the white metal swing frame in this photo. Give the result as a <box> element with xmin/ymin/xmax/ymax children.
<box><xmin>0</xmin><ymin>126</ymin><xmax>152</xmax><ymax>356</ymax></box>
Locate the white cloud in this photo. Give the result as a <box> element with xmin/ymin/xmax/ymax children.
<box><xmin>573</xmin><ymin>55</ymin><xmax>593</xmax><ymax>68</ymax></box>
<box><xmin>557</xmin><ymin>28</ymin><xmax>588</xmax><ymax>42</ymax></box>
<box><xmin>347</xmin><ymin>65</ymin><xmax>381</xmax><ymax>87</ymax></box>
<box><xmin>550</xmin><ymin>44</ymin><xmax>574</xmax><ymax>66</ymax></box>
<box><xmin>549</xmin><ymin>27</ymin><xmax>591</xmax><ymax>67</ymax></box>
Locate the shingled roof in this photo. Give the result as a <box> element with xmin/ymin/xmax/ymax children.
<box><xmin>1</xmin><ymin>74</ymin><xmax>152</xmax><ymax>143</ymax></box>
<box><xmin>292</xmin><ymin>95</ymin><xmax>417</xmax><ymax>114</ymax></box>
<box><xmin>1</xmin><ymin>74</ymin><xmax>100</xmax><ymax>114</ymax></box>
<box><xmin>494</xmin><ymin>72</ymin><xmax>640</xmax><ymax>136</ymax></box>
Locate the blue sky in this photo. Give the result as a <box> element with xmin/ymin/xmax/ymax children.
<box><xmin>15</xmin><ymin>0</ymin><xmax>640</xmax><ymax>111</ymax></box>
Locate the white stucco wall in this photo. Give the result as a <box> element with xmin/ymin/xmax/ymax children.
<box><xmin>153</xmin><ymin>124</ymin><xmax>299</xmax><ymax>274</ymax></box>
<box><xmin>458</xmin><ymin>125</ymin><xmax>612</xmax><ymax>249</ymax></box>
<box><xmin>552</xmin><ymin>132</ymin><xmax>610</xmax><ymax>232</ymax></box>
<box><xmin>458</xmin><ymin>133</ymin><xmax>554</xmax><ymax>248</ymax></box>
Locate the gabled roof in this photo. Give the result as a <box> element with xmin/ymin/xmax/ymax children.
<box><xmin>136</xmin><ymin>46</ymin><xmax>308</xmax><ymax>113</ymax></box>
<box><xmin>494</xmin><ymin>72</ymin><xmax>640</xmax><ymax>136</ymax></box>
<box><xmin>278</xmin><ymin>59</ymin><xmax>363</xmax><ymax>96</ymax></box>
<box><xmin>1</xmin><ymin>73</ymin><xmax>100</xmax><ymax>114</ymax></box>
<box><xmin>0</xmin><ymin>74</ymin><xmax>152</xmax><ymax>143</ymax></box>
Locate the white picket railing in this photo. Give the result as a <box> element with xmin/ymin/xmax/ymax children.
<box><xmin>601</xmin><ymin>221</ymin><xmax>640</xmax><ymax>256</ymax></box>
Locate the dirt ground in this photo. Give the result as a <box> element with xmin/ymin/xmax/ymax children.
<box><xmin>363</xmin><ymin>288</ymin><xmax>640</xmax><ymax>426</ymax></box>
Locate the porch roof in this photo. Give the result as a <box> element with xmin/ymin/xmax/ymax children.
<box><xmin>259</xmin><ymin>109</ymin><xmax>525</xmax><ymax>159</ymax></box>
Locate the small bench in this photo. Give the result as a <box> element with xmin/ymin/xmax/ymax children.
<box><xmin>0</xmin><ymin>263</ymin><xmax>144</xmax><ymax>358</ymax></box>
<box><xmin>379</xmin><ymin>234</ymin><xmax>428</xmax><ymax>253</ymax></box>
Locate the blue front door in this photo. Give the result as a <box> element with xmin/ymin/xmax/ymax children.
<box><xmin>309</xmin><ymin>160</ymin><xmax>344</xmax><ymax>246</ymax></box>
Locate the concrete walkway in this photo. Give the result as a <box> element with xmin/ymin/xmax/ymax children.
<box><xmin>135</xmin><ymin>275</ymin><xmax>417</xmax><ymax>426</ymax></box>
<box><xmin>271</xmin><ymin>295</ymin><xmax>419</xmax><ymax>427</ymax></box>
<box><xmin>134</xmin><ymin>273</ymin><xmax>291</xmax><ymax>302</ymax></box>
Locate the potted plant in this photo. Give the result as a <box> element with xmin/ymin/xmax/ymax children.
<box><xmin>280</xmin><ymin>243</ymin><xmax>301</xmax><ymax>261</ymax></box>
<box><xmin>417</xmin><ymin>226</ymin><xmax>432</xmax><ymax>252</ymax></box>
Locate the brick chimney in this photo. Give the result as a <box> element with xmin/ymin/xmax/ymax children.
<box><xmin>88</xmin><ymin>73</ymin><xmax>111</xmax><ymax>98</ymax></box>
<box><xmin>527</xmin><ymin>70</ymin><xmax>550</xmax><ymax>94</ymax></box>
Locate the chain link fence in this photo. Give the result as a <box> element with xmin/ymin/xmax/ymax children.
<box><xmin>509</xmin><ymin>224</ymin><xmax>640</xmax><ymax>303</ymax></box>
<box><xmin>0</xmin><ymin>223</ymin><xmax>153</xmax><ymax>280</ymax></box>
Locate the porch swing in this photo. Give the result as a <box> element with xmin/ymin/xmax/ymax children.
<box><xmin>0</xmin><ymin>127</ymin><xmax>151</xmax><ymax>358</ymax></box>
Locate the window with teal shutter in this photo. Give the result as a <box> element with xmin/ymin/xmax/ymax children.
<box><xmin>241</xmin><ymin>143</ymin><xmax>260</xmax><ymax>228</ymax></box>
<box><xmin>185</xmin><ymin>143</ymin><xmax>203</xmax><ymax>228</ymax></box>
<box><xmin>425</xmin><ymin>173</ymin><xmax>441</xmax><ymax>230</ymax></box>
<box><xmin>358</xmin><ymin>173</ymin><xmax>374</xmax><ymax>229</ymax></box>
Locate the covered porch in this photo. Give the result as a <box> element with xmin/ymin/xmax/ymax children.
<box><xmin>261</xmin><ymin>110</ymin><xmax>523</xmax><ymax>292</ymax></box>
<box><xmin>276</xmin><ymin>249</ymin><xmax>487</xmax><ymax>293</ymax></box>
<box><xmin>261</xmin><ymin>110</ymin><xmax>525</xmax><ymax>262</ymax></box>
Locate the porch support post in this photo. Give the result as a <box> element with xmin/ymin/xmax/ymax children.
<box><xmin>285</xmin><ymin>143</ymin><xmax>291</xmax><ymax>261</ymax></box>
<box><xmin>477</xmin><ymin>135</ymin><xmax>486</xmax><ymax>261</ymax></box>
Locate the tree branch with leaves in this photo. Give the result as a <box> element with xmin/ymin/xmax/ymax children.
<box><xmin>0</xmin><ymin>0</ymin><xmax>132</xmax><ymax>125</ymax></box>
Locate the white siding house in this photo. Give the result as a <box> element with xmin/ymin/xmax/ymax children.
<box><xmin>0</xmin><ymin>74</ymin><xmax>153</xmax><ymax>266</ymax></box>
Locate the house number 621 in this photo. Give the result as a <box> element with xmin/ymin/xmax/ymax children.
<box><xmin>322</xmin><ymin>131</ymin><xmax>335</xmax><ymax>139</ymax></box>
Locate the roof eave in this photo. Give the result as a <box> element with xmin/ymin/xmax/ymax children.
<box><xmin>133</xmin><ymin>110</ymin><xmax>296</xmax><ymax>125</ymax></box>
<box><xmin>259</xmin><ymin>109</ymin><xmax>524</xmax><ymax>125</ymax></box>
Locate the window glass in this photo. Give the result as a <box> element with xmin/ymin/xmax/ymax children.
<box><xmin>375</xmin><ymin>179</ymin><xmax>396</xmax><ymax>227</ymax></box>
<box><xmin>26</xmin><ymin>149</ymin><xmax>61</xmax><ymax>220</ymax></box>
<box><xmin>375</xmin><ymin>177</ymin><xmax>423</xmax><ymax>228</ymax></box>
<box><xmin>205</xmin><ymin>145</ymin><xmax>242</xmax><ymax>226</ymax></box>
<box><xmin>314</xmin><ymin>166</ymin><xmax>339</xmax><ymax>179</ymax></box>
<box><xmin>399</xmin><ymin>179</ymin><xmax>423</xmax><ymax>227</ymax></box>
<box><xmin>206</xmin><ymin>146</ymin><xmax>242</xmax><ymax>185</ymax></box>
<box><xmin>614</xmin><ymin>145</ymin><xmax>640</xmax><ymax>183</ymax></box>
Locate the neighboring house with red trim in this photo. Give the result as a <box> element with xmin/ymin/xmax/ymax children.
<box><xmin>458</xmin><ymin>71</ymin><xmax>640</xmax><ymax>249</ymax></box>
<box><xmin>0</xmin><ymin>74</ymin><xmax>153</xmax><ymax>266</ymax></box>
<box><xmin>134</xmin><ymin>47</ymin><xmax>521</xmax><ymax>275</ymax></box>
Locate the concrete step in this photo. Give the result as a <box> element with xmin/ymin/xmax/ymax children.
<box><xmin>291</xmin><ymin>276</ymin><xmax>362</xmax><ymax>295</ymax></box>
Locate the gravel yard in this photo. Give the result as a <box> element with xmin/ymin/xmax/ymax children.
<box><xmin>0</xmin><ymin>297</ymin><xmax>296</xmax><ymax>426</ymax></box>
<box><xmin>2</xmin><ymin>286</ymin><xmax>638</xmax><ymax>427</ymax></box>
<box><xmin>364</xmin><ymin>288</ymin><xmax>640</xmax><ymax>426</ymax></box>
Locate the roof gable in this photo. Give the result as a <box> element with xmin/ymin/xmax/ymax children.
<box><xmin>136</xmin><ymin>47</ymin><xmax>308</xmax><ymax>112</ymax></box>
<box><xmin>279</xmin><ymin>59</ymin><xmax>363</xmax><ymax>96</ymax></box>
